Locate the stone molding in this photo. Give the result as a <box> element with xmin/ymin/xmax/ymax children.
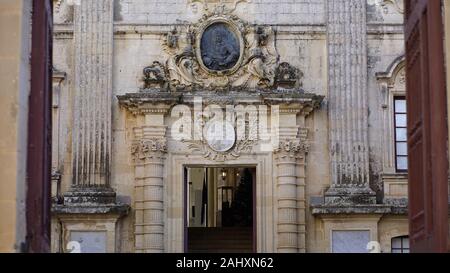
<box><xmin>376</xmin><ymin>57</ymin><xmax>406</xmax><ymax>177</ymax></box>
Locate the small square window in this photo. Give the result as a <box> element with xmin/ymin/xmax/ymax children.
<box><xmin>395</xmin><ymin>99</ymin><xmax>407</xmax><ymax>113</ymax></box>
<box><xmin>391</xmin><ymin>236</ymin><xmax>410</xmax><ymax>253</ymax></box>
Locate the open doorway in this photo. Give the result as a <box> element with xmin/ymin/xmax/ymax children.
<box><xmin>185</xmin><ymin>167</ymin><xmax>256</xmax><ymax>253</ymax></box>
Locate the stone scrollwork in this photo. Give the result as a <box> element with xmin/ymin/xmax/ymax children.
<box><xmin>152</xmin><ymin>6</ymin><xmax>282</xmax><ymax>91</ymax></box>
<box><xmin>131</xmin><ymin>139</ymin><xmax>167</xmax><ymax>162</ymax></box>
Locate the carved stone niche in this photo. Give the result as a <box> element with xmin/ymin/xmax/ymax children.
<box><xmin>140</xmin><ymin>7</ymin><xmax>302</xmax><ymax>92</ymax></box>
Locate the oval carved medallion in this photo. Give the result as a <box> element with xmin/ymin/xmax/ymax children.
<box><xmin>200</xmin><ymin>22</ymin><xmax>240</xmax><ymax>72</ymax></box>
<box><xmin>204</xmin><ymin>120</ymin><xmax>236</xmax><ymax>152</ymax></box>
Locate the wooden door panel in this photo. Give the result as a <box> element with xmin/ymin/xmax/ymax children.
<box><xmin>26</xmin><ymin>0</ymin><xmax>53</xmax><ymax>253</ymax></box>
<box><xmin>405</xmin><ymin>0</ymin><xmax>449</xmax><ymax>253</ymax></box>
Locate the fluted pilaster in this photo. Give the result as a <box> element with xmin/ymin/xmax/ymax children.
<box><xmin>71</xmin><ymin>0</ymin><xmax>114</xmax><ymax>188</ymax></box>
<box><xmin>326</xmin><ymin>0</ymin><xmax>375</xmax><ymax>203</ymax></box>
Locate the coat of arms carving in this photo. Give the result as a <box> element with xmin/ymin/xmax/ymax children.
<box><xmin>141</xmin><ymin>5</ymin><xmax>304</xmax><ymax>91</ymax></box>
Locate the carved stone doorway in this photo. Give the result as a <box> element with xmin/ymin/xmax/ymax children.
<box><xmin>184</xmin><ymin>166</ymin><xmax>256</xmax><ymax>253</ymax></box>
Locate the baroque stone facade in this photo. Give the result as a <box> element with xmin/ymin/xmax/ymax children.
<box><xmin>49</xmin><ymin>0</ymin><xmax>429</xmax><ymax>253</ymax></box>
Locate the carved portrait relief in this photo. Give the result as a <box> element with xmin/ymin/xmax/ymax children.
<box><xmin>200</xmin><ymin>23</ymin><xmax>240</xmax><ymax>72</ymax></box>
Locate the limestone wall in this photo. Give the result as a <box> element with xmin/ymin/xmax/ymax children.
<box><xmin>113</xmin><ymin>0</ymin><xmax>325</xmax><ymax>25</ymax></box>
<box><xmin>52</xmin><ymin>0</ymin><xmax>408</xmax><ymax>253</ymax></box>
<box><xmin>0</xmin><ymin>0</ymin><xmax>32</xmax><ymax>252</ymax></box>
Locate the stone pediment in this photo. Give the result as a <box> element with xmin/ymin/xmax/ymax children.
<box><xmin>141</xmin><ymin>6</ymin><xmax>303</xmax><ymax>92</ymax></box>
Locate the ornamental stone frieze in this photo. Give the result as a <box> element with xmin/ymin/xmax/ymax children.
<box><xmin>118</xmin><ymin>90</ymin><xmax>323</xmax><ymax>163</ymax></box>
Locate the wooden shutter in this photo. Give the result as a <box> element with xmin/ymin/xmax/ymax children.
<box><xmin>26</xmin><ymin>0</ymin><xmax>53</xmax><ymax>253</ymax></box>
<box><xmin>405</xmin><ymin>0</ymin><xmax>449</xmax><ymax>253</ymax></box>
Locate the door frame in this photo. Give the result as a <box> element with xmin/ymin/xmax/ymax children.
<box><xmin>183</xmin><ymin>164</ymin><xmax>258</xmax><ymax>253</ymax></box>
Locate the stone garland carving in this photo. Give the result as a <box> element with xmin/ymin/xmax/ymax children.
<box><xmin>131</xmin><ymin>139</ymin><xmax>167</xmax><ymax>162</ymax></box>
<box><xmin>182</xmin><ymin>108</ymin><xmax>259</xmax><ymax>161</ymax></box>
<box><xmin>183</xmin><ymin>138</ymin><xmax>255</xmax><ymax>162</ymax></box>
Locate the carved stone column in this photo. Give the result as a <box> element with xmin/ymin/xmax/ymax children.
<box><xmin>130</xmin><ymin>106</ymin><xmax>169</xmax><ymax>253</ymax></box>
<box><xmin>275</xmin><ymin>106</ymin><xmax>310</xmax><ymax>253</ymax></box>
<box><xmin>326</xmin><ymin>0</ymin><xmax>376</xmax><ymax>204</ymax></box>
<box><xmin>53</xmin><ymin>1</ymin><xmax>129</xmax><ymax>253</ymax></box>
<box><xmin>69</xmin><ymin>0</ymin><xmax>114</xmax><ymax>193</ymax></box>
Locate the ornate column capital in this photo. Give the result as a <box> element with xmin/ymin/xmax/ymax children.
<box><xmin>274</xmin><ymin>138</ymin><xmax>309</xmax><ymax>159</ymax></box>
<box><xmin>130</xmin><ymin>138</ymin><xmax>167</xmax><ymax>163</ymax></box>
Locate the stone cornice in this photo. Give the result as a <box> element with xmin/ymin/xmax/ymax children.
<box><xmin>311</xmin><ymin>204</ymin><xmax>393</xmax><ymax>216</ymax></box>
<box><xmin>53</xmin><ymin>23</ymin><xmax>405</xmax><ymax>37</ymax></box>
<box><xmin>117</xmin><ymin>89</ymin><xmax>324</xmax><ymax>116</ymax></box>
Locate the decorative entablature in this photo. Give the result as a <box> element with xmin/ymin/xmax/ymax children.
<box><xmin>142</xmin><ymin>6</ymin><xmax>303</xmax><ymax>92</ymax></box>
<box><xmin>118</xmin><ymin>89</ymin><xmax>323</xmax><ymax>116</ymax></box>
<box><xmin>118</xmin><ymin>89</ymin><xmax>323</xmax><ymax>162</ymax></box>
